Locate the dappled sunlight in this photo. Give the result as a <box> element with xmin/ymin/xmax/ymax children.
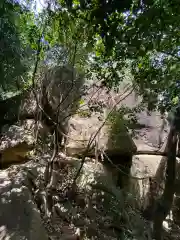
<box><xmin>1</xmin><ymin>0</ymin><xmax>180</xmax><ymax>239</ymax></box>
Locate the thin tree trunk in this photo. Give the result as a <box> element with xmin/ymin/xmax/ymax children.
<box><xmin>153</xmin><ymin>127</ymin><xmax>177</xmax><ymax>240</ymax></box>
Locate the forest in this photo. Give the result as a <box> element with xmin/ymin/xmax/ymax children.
<box><xmin>1</xmin><ymin>0</ymin><xmax>180</xmax><ymax>239</ymax></box>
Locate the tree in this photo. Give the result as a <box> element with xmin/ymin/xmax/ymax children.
<box><xmin>0</xmin><ymin>0</ymin><xmax>28</xmax><ymax>93</ymax></box>
<box><xmin>53</xmin><ymin>0</ymin><xmax>180</xmax><ymax>111</ymax></box>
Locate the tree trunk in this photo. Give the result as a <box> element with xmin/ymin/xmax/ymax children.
<box><xmin>153</xmin><ymin>127</ymin><xmax>177</xmax><ymax>240</ymax></box>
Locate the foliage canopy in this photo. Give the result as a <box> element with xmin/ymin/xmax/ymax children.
<box><xmin>1</xmin><ymin>0</ymin><xmax>180</xmax><ymax>112</ymax></box>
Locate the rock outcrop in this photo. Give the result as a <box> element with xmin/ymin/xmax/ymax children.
<box><xmin>0</xmin><ymin>65</ymin><xmax>84</xmax><ymax>144</ymax></box>
<box><xmin>0</xmin><ymin>66</ymin><xmax>172</xmax><ymax>218</ymax></box>
<box><xmin>0</xmin><ymin>164</ymin><xmax>48</xmax><ymax>240</ymax></box>
<box><xmin>66</xmin><ymin>113</ymin><xmax>137</xmax><ymax>156</ymax></box>
<box><xmin>0</xmin><ymin>121</ymin><xmax>36</xmax><ymax>168</ymax></box>
<box><xmin>64</xmin><ymin>82</ymin><xmax>170</xmax><ymax>209</ymax></box>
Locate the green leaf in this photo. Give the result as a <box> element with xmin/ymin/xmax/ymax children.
<box><xmin>79</xmin><ymin>99</ymin><xmax>84</xmax><ymax>105</ymax></box>
<box><xmin>172</xmin><ymin>96</ymin><xmax>179</xmax><ymax>105</ymax></box>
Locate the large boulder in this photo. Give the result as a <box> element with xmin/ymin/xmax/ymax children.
<box><xmin>66</xmin><ymin>112</ymin><xmax>137</xmax><ymax>156</ymax></box>
<box><xmin>130</xmin><ymin>154</ymin><xmax>164</xmax><ymax>209</ymax></box>
<box><xmin>41</xmin><ymin>65</ymin><xmax>84</xmax><ymax>131</ymax></box>
<box><xmin>0</xmin><ymin>121</ymin><xmax>35</xmax><ymax>168</ymax></box>
<box><xmin>65</xmin><ymin>80</ymin><xmax>169</xmax><ymax>156</ymax></box>
<box><xmin>0</xmin><ymin>164</ymin><xmax>48</xmax><ymax>240</ymax></box>
<box><xmin>0</xmin><ymin>90</ymin><xmax>33</xmax><ymax>129</ymax></box>
<box><xmin>42</xmin><ymin>65</ymin><xmax>84</xmax><ymax>113</ymax></box>
<box><xmin>0</xmin><ymin>65</ymin><xmax>84</xmax><ymax>141</ymax></box>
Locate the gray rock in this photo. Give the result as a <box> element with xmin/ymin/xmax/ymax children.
<box><xmin>0</xmin><ymin>168</ymin><xmax>48</xmax><ymax>240</ymax></box>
